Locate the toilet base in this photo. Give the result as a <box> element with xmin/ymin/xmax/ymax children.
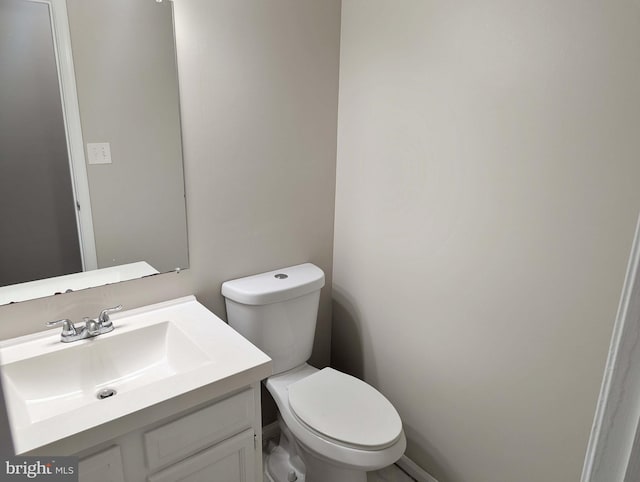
<box><xmin>265</xmin><ymin>445</ymin><xmax>305</xmax><ymax>482</ymax></box>
<box><xmin>265</xmin><ymin>415</ymin><xmax>367</xmax><ymax>482</ymax></box>
<box><xmin>297</xmin><ymin>441</ymin><xmax>367</xmax><ymax>482</ymax></box>
<box><xmin>265</xmin><ymin>417</ymin><xmax>306</xmax><ymax>482</ymax></box>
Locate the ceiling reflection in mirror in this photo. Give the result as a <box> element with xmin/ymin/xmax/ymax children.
<box><xmin>0</xmin><ymin>0</ymin><xmax>189</xmax><ymax>305</ymax></box>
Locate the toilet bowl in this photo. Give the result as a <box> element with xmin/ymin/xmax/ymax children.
<box><xmin>266</xmin><ymin>364</ymin><xmax>406</xmax><ymax>481</ymax></box>
<box><xmin>222</xmin><ymin>263</ymin><xmax>406</xmax><ymax>482</ymax></box>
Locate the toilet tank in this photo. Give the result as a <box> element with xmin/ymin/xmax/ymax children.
<box><xmin>221</xmin><ymin>263</ymin><xmax>325</xmax><ymax>375</ymax></box>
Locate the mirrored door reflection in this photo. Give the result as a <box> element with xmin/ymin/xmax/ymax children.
<box><xmin>0</xmin><ymin>0</ymin><xmax>83</xmax><ymax>287</ymax></box>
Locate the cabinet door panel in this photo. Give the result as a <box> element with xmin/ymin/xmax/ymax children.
<box><xmin>148</xmin><ymin>429</ymin><xmax>255</xmax><ymax>482</ymax></box>
<box><xmin>79</xmin><ymin>446</ymin><xmax>125</xmax><ymax>482</ymax></box>
<box><xmin>144</xmin><ymin>389</ymin><xmax>254</xmax><ymax>471</ymax></box>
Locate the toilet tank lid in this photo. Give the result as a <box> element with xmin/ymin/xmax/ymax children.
<box><xmin>221</xmin><ymin>263</ymin><xmax>325</xmax><ymax>305</ymax></box>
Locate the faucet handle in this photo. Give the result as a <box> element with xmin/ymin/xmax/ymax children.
<box><xmin>98</xmin><ymin>305</ymin><xmax>122</xmax><ymax>327</ymax></box>
<box><xmin>46</xmin><ymin>319</ymin><xmax>78</xmax><ymax>337</ymax></box>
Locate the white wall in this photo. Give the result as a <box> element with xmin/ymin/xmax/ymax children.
<box><xmin>172</xmin><ymin>0</ymin><xmax>340</xmax><ymax>370</ymax></box>
<box><xmin>332</xmin><ymin>1</ymin><xmax>640</xmax><ymax>481</ymax></box>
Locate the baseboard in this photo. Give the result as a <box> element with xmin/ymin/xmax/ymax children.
<box><xmin>262</xmin><ymin>422</ymin><xmax>439</xmax><ymax>482</ymax></box>
<box><xmin>396</xmin><ymin>455</ymin><xmax>439</xmax><ymax>482</ymax></box>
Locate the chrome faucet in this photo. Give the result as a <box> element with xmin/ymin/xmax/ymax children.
<box><xmin>46</xmin><ymin>305</ymin><xmax>122</xmax><ymax>343</ymax></box>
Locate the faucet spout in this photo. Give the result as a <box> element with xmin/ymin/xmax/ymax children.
<box><xmin>46</xmin><ymin>304</ymin><xmax>122</xmax><ymax>343</ymax></box>
<box><xmin>85</xmin><ymin>318</ymin><xmax>101</xmax><ymax>336</ymax></box>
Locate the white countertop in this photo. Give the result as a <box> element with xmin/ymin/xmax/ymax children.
<box><xmin>0</xmin><ymin>296</ymin><xmax>272</xmax><ymax>454</ymax></box>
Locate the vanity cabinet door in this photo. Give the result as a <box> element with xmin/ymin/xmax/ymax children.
<box><xmin>79</xmin><ymin>446</ymin><xmax>125</xmax><ymax>482</ymax></box>
<box><xmin>147</xmin><ymin>428</ymin><xmax>255</xmax><ymax>482</ymax></box>
<box><xmin>144</xmin><ymin>388</ymin><xmax>255</xmax><ymax>471</ymax></box>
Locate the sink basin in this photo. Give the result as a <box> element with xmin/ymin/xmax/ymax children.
<box><xmin>0</xmin><ymin>296</ymin><xmax>272</xmax><ymax>454</ymax></box>
<box><xmin>2</xmin><ymin>321</ymin><xmax>208</xmax><ymax>425</ymax></box>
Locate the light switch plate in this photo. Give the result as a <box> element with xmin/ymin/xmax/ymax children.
<box><xmin>87</xmin><ymin>142</ymin><xmax>112</xmax><ymax>164</ymax></box>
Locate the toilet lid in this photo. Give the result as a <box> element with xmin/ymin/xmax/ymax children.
<box><xmin>287</xmin><ymin>368</ymin><xmax>402</xmax><ymax>449</ymax></box>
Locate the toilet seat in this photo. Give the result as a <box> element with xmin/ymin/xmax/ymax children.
<box><xmin>287</xmin><ymin>368</ymin><xmax>402</xmax><ymax>450</ymax></box>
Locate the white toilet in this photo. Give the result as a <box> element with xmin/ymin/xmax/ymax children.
<box><xmin>221</xmin><ymin>263</ymin><xmax>406</xmax><ymax>482</ymax></box>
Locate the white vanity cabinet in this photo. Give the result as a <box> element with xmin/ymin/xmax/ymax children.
<box><xmin>76</xmin><ymin>386</ymin><xmax>262</xmax><ymax>482</ymax></box>
<box><xmin>6</xmin><ymin>297</ymin><xmax>272</xmax><ymax>480</ymax></box>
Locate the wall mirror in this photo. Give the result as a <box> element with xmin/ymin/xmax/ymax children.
<box><xmin>0</xmin><ymin>0</ymin><xmax>189</xmax><ymax>305</ymax></box>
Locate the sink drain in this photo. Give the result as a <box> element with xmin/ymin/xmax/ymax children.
<box><xmin>96</xmin><ymin>388</ymin><xmax>117</xmax><ymax>400</ymax></box>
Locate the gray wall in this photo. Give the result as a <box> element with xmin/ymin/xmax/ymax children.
<box><xmin>0</xmin><ymin>0</ymin><xmax>81</xmax><ymax>285</ymax></box>
<box><xmin>332</xmin><ymin>1</ymin><xmax>640</xmax><ymax>482</ymax></box>
<box><xmin>67</xmin><ymin>0</ymin><xmax>188</xmax><ymax>272</ymax></box>
<box><xmin>0</xmin><ymin>0</ymin><xmax>341</xmax><ymax>447</ymax></box>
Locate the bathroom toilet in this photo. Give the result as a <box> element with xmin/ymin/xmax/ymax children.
<box><xmin>221</xmin><ymin>263</ymin><xmax>406</xmax><ymax>482</ymax></box>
